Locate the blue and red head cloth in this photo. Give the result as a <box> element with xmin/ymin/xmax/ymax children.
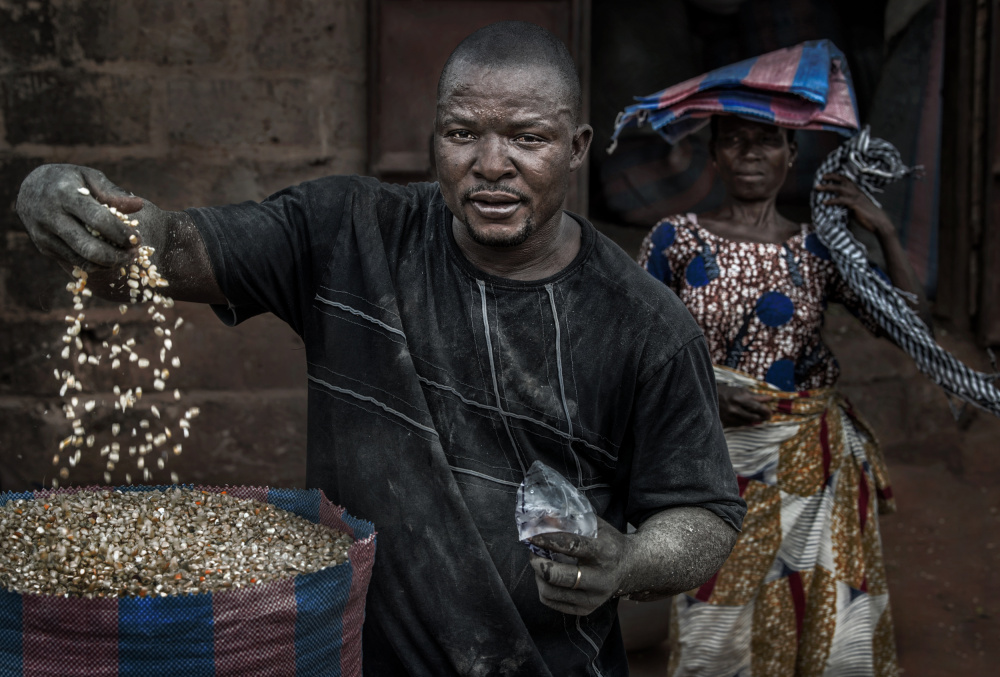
<box><xmin>608</xmin><ymin>39</ymin><xmax>860</xmax><ymax>151</ymax></box>
<box><xmin>0</xmin><ymin>485</ymin><xmax>376</xmax><ymax>677</ymax></box>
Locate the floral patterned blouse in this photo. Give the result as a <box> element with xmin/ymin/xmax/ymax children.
<box><xmin>638</xmin><ymin>213</ymin><xmax>878</xmax><ymax>391</ymax></box>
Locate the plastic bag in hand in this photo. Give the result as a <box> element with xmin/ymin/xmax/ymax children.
<box><xmin>515</xmin><ymin>461</ymin><xmax>597</xmax><ymax>564</ymax></box>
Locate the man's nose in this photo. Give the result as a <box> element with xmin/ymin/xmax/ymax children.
<box><xmin>474</xmin><ymin>136</ymin><xmax>516</xmax><ymax>182</ymax></box>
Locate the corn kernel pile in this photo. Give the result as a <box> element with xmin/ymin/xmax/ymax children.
<box><xmin>0</xmin><ymin>488</ymin><xmax>351</xmax><ymax>597</ymax></box>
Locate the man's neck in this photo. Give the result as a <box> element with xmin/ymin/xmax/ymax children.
<box><xmin>452</xmin><ymin>212</ymin><xmax>582</xmax><ymax>281</ymax></box>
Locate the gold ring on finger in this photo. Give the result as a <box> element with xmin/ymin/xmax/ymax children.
<box><xmin>571</xmin><ymin>566</ymin><xmax>582</xmax><ymax>590</ymax></box>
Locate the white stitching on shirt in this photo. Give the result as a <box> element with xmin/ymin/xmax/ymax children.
<box><xmin>314</xmin><ymin>294</ymin><xmax>406</xmax><ymax>337</ymax></box>
<box><xmin>417</xmin><ymin>375</ymin><xmax>618</xmax><ymax>461</ymax></box>
<box><xmin>307</xmin><ymin>374</ymin><xmax>439</xmax><ymax>436</ymax></box>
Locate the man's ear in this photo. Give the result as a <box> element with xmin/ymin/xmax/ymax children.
<box><xmin>569</xmin><ymin>124</ymin><xmax>594</xmax><ymax>171</ymax></box>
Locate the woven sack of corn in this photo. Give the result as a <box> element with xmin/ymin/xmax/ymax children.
<box><xmin>0</xmin><ymin>485</ymin><xmax>376</xmax><ymax>677</ymax></box>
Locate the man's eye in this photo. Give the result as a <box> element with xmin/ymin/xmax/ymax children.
<box><xmin>515</xmin><ymin>134</ymin><xmax>544</xmax><ymax>144</ymax></box>
<box><xmin>449</xmin><ymin>130</ymin><xmax>475</xmax><ymax>140</ymax></box>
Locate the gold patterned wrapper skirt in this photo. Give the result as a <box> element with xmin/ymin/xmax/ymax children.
<box><xmin>667</xmin><ymin>367</ymin><xmax>899</xmax><ymax>677</ymax></box>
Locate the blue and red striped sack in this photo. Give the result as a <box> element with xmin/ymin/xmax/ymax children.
<box><xmin>608</xmin><ymin>39</ymin><xmax>860</xmax><ymax>149</ymax></box>
<box><xmin>0</xmin><ymin>485</ymin><xmax>376</xmax><ymax>677</ymax></box>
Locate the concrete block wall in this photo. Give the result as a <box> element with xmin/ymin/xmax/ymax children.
<box><xmin>0</xmin><ymin>0</ymin><xmax>368</xmax><ymax>492</ymax></box>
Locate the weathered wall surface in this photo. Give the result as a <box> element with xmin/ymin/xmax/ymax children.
<box><xmin>0</xmin><ymin>0</ymin><xmax>367</xmax><ymax>491</ymax></box>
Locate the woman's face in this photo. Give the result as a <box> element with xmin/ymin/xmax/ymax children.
<box><xmin>711</xmin><ymin>117</ymin><xmax>797</xmax><ymax>202</ymax></box>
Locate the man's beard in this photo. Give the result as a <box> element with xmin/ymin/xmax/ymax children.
<box><xmin>460</xmin><ymin>182</ymin><xmax>535</xmax><ymax>247</ymax></box>
<box><xmin>462</xmin><ymin>214</ymin><xmax>536</xmax><ymax>247</ymax></box>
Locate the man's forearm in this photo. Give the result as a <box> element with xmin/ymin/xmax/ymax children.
<box><xmin>144</xmin><ymin>208</ymin><xmax>227</xmax><ymax>305</ymax></box>
<box><xmin>54</xmin><ymin>208</ymin><xmax>224</xmax><ymax>306</ymax></box>
<box><xmin>617</xmin><ymin>507</ymin><xmax>738</xmax><ymax>601</ymax></box>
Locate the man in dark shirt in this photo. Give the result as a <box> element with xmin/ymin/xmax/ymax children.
<box><xmin>17</xmin><ymin>21</ymin><xmax>744</xmax><ymax>677</ymax></box>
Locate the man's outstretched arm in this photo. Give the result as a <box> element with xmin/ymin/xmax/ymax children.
<box><xmin>16</xmin><ymin>163</ymin><xmax>226</xmax><ymax>305</ymax></box>
<box><xmin>529</xmin><ymin>507</ymin><xmax>737</xmax><ymax>616</ymax></box>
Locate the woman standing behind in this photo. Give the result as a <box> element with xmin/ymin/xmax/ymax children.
<box><xmin>638</xmin><ymin>114</ymin><xmax>929</xmax><ymax>676</ymax></box>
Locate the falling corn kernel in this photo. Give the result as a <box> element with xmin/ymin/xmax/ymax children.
<box><xmin>54</xmin><ymin>205</ymin><xmax>190</xmax><ymax>488</ymax></box>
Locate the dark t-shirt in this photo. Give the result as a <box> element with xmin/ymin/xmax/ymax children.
<box><xmin>188</xmin><ymin>177</ymin><xmax>745</xmax><ymax>677</ymax></box>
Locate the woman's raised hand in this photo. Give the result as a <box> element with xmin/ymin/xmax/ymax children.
<box><xmin>816</xmin><ymin>173</ymin><xmax>895</xmax><ymax>237</ymax></box>
<box><xmin>717</xmin><ymin>385</ymin><xmax>774</xmax><ymax>427</ymax></box>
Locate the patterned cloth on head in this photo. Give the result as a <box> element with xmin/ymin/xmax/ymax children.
<box><xmin>608</xmin><ymin>39</ymin><xmax>859</xmax><ymax>150</ymax></box>
<box><xmin>665</xmin><ymin>367</ymin><xmax>898</xmax><ymax>677</ymax></box>
<box><xmin>637</xmin><ymin>213</ymin><xmax>881</xmax><ymax>392</ymax></box>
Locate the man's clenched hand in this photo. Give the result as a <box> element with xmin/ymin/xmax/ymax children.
<box><xmin>529</xmin><ymin>507</ymin><xmax>738</xmax><ymax>616</ymax></box>
<box><xmin>16</xmin><ymin>164</ymin><xmax>145</xmax><ymax>271</ymax></box>
<box><xmin>529</xmin><ymin>516</ymin><xmax>631</xmax><ymax>616</ymax></box>
<box><xmin>16</xmin><ymin>163</ymin><xmax>225</xmax><ymax>305</ymax></box>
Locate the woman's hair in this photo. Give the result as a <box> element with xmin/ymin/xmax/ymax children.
<box><xmin>709</xmin><ymin>116</ymin><xmax>796</xmax><ymax>144</ymax></box>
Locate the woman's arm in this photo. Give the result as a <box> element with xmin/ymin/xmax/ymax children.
<box><xmin>815</xmin><ymin>173</ymin><xmax>932</xmax><ymax>329</ymax></box>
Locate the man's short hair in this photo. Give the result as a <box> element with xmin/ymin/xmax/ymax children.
<box><xmin>438</xmin><ymin>21</ymin><xmax>582</xmax><ymax>124</ymax></box>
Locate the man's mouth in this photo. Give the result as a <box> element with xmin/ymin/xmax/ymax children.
<box><xmin>467</xmin><ymin>191</ymin><xmax>522</xmax><ymax>219</ymax></box>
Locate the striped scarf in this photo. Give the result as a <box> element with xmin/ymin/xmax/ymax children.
<box><xmin>811</xmin><ymin>127</ymin><xmax>1000</xmax><ymax>416</ymax></box>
